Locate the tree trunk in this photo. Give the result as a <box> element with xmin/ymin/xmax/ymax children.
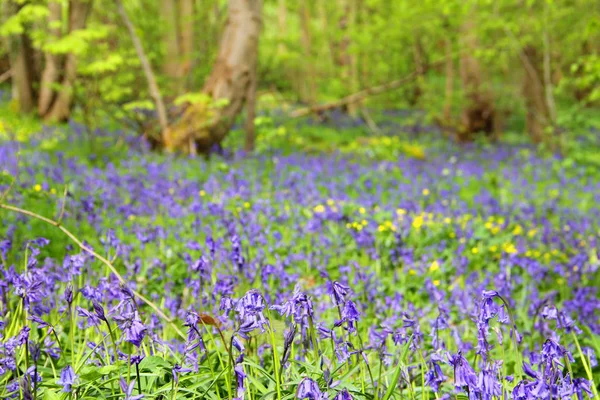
<box><xmin>442</xmin><ymin>36</ymin><xmax>454</xmax><ymax>123</ymax></box>
<box><xmin>44</xmin><ymin>0</ymin><xmax>94</xmax><ymax>122</ymax></box>
<box><xmin>299</xmin><ymin>0</ymin><xmax>316</xmax><ymax>105</ymax></box>
<box><xmin>166</xmin><ymin>0</ymin><xmax>263</xmax><ymax>153</ymax></box>
<box><xmin>3</xmin><ymin>1</ymin><xmax>36</xmax><ymax>113</ymax></box>
<box><xmin>161</xmin><ymin>0</ymin><xmax>181</xmax><ymax>82</ymax></box>
<box><xmin>178</xmin><ymin>0</ymin><xmax>194</xmax><ymax>91</ymax></box>
<box><xmin>522</xmin><ymin>45</ymin><xmax>551</xmax><ymax>144</ymax></box>
<box><xmin>277</xmin><ymin>0</ymin><xmax>287</xmax><ymax>55</ymax></box>
<box><xmin>409</xmin><ymin>35</ymin><xmax>427</xmax><ymax>106</ymax></box>
<box><xmin>244</xmin><ymin>63</ymin><xmax>258</xmax><ymax>152</ymax></box>
<box><xmin>458</xmin><ymin>19</ymin><xmax>496</xmax><ymax>142</ymax></box>
<box><xmin>38</xmin><ymin>1</ymin><xmax>63</xmax><ymax>116</ymax></box>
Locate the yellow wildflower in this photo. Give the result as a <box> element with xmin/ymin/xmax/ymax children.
<box><xmin>34</xmin><ymin>184</ymin><xmax>42</xmax><ymax>192</ymax></box>
<box><xmin>314</xmin><ymin>205</ymin><xmax>325</xmax><ymax>213</ymax></box>
<box><xmin>429</xmin><ymin>260</ymin><xmax>440</xmax><ymax>272</ymax></box>
<box><xmin>412</xmin><ymin>215</ymin><xmax>424</xmax><ymax>229</ymax></box>
<box><xmin>503</xmin><ymin>243</ymin><xmax>517</xmax><ymax>254</ymax></box>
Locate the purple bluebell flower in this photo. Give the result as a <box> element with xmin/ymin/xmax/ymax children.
<box><xmin>335</xmin><ymin>300</ymin><xmax>360</xmax><ymax>333</ymax></box>
<box><xmin>333</xmin><ymin>389</ymin><xmax>353</xmax><ymax>400</ymax></box>
<box><xmin>448</xmin><ymin>352</ymin><xmax>477</xmax><ymax>390</ymax></box>
<box><xmin>113</xmin><ymin>308</ymin><xmax>147</xmax><ymax>347</ymax></box>
<box><xmin>57</xmin><ymin>365</ymin><xmax>78</xmax><ymax>392</ymax></box>
<box><xmin>119</xmin><ymin>377</ymin><xmax>144</xmax><ymax>400</ymax></box>
<box><xmin>425</xmin><ymin>354</ymin><xmax>446</xmax><ymax>392</ymax></box>
<box><xmin>297</xmin><ymin>377</ymin><xmax>325</xmax><ymax>399</ymax></box>
<box><xmin>172</xmin><ymin>364</ymin><xmax>192</xmax><ymax>385</ymax></box>
<box><xmin>233</xmin><ymin>364</ymin><xmax>246</xmax><ymax>400</ymax></box>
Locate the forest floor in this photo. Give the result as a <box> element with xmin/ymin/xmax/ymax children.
<box><xmin>1</xmin><ymin>106</ymin><xmax>600</xmax><ymax>399</ymax></box>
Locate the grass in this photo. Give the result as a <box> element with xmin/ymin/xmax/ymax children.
<box><xmin>0</xmin><ymin>108</ymin><xmax>599</xmax><ymax>399</ymax></box>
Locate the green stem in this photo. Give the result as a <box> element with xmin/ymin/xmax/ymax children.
<box><xmin>571</xmin><ymin>332</ymin><xmax>600</xmax><ymax>399</ymax></box>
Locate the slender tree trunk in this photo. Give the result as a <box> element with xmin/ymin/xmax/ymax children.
<box><xmin>458</xmin><ymin>19</ymin><xmax>495</xmax><ymax>142</ymax></box>
<box><xmin>522</xmin><ymin>45</ymin><xmax>550</xmax><ymax>144</ymax></box>
<box><xmin>116</xmin><ymin>0</ymin><xmax>169</xmax><ymax>138</ymax></box>
<box><xmin>347</xmin><ymin>0</ymin><xmax>359</xmax><ymax>115</ymax></box>
<box><xmin>409</xmin><ymin>34</ymin><xmax>427</xmax><ymax>106</ymax></box>
<box><xmin>178</xmin><ymin>0</ymin><xmax>194</xmax><ymax>92</ymax></box>
<box><xmin>45</xmin><ymin>0</ymin><xmax>94</xmax><ymax>122</ymax></box>
<box><xmin>3</xmin><ymin>1</ymin><xmax>35</xmax><ymax>113</ymax></box>
<box><xmin>38</xmin><ymin>1</ymin><xmax>63</xmax><ymax>116</ymax></box>
<box><xmin>443</xmin><ymin>36</ymin><xmax>454</xmax><ymax>123</ymax></box>
<box><xmin>299</xmin><ymin>0</ymin><xmax>316</xmax><ymax>105</ymax></box>
<box><xmin>244</xmin><ymin>64</ymin><xmax>258</xmax><ymax>152</ymax></box>
<box><xmin>161</xmin><ymin>0</ymin><xmax>181</xmax><ymax>82</ymax></box>
<box><xmin>166</xmin><ymin>0</ymin><xmax>263</xmax><ymax>153</ymax></box>
<box><xmin>277</xmin><ymin>0</ymin><xmax>287</xmax><ymax>55</ymax></box>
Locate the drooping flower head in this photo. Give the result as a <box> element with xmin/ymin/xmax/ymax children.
<box><xmin>57</xmin><ymin>365</ymin><xmax>78</xmax><ymax>393</ymax></box>
<box><xmin>297</xmin><ymin>377</ymin><xmax>326</xmax><ymax>400</ymax></box>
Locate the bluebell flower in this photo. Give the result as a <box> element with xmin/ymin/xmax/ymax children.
<box><xmin>119</xmin><ymin>377</ymin><xmax>144</xmax><ymax>400</ymax></box>
<box><xmin>172</xmin><ymin>364</ymin><xmax>192</xmax><ymax>385</ymax></box>
<box><xmin>57</xmin><ymin>365</ymin><xmax>78</xmax><ymax>393</ymax></box>
<box><xmin>448</xmin><ymin>352</ymin><xmax>477</xmax><ymax>390</ymax></box>
<box><xmin>297</xmin><ymin>377</ymin><xmax>326</xmax><ymax>399</ymax></box>
<box><xmin>233</xmin><ymin>364</ymin><xmax>246</xmax><ymax>400</ymax></box>
<box><xmin>113</xmin><ymin>308</ymin><xmax>147</xmax><ymax>347</ymax></box>
<box><xmin>333</xmin><ymin>389</ymin><xmax>353</xmax><ymax>400</ymax></box>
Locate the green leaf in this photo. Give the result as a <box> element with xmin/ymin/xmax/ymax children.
<box><xmin>138</xmin><ymin>356</ymin><xmax>171</xmax><ymax>372</ymax></box>
<box><xmin>98</xmin><ymin>364</ymin><xmax>120</xmax><ymax>375</ymax></box>
<box><xmin>43</xmin><ymin>389</ymin><xmax>61</xmax><ymax>400</ymax></box>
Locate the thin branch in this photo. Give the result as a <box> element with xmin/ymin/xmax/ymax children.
<box><xmin>0</xmin><ymin>69</ymin><xmax>11</xmax><ymax>84</ymax></box>
<box><xmin>115</xmin><ymin>0</ymin><xmax>170</xmax><ymax>139</ymax></box>
<box><xmin>289</xmin><ymin>48</ymin><xmax>471</xmax><ymax>118</ymax></box>
<box><xmin>0</xmin><ymin>202</ymin><xmax>185</xmax><ymax>339</ymax></box>
<box><xmin>56</xmin><ymin>184</ymin><xmax>68</xmax><ymax>224</ymax></box>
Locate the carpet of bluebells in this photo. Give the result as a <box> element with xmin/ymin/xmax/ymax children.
<box><xmin>1</xmin><ymin>117</ymin><xmax>600</xmax><ymax>400</ymax></box>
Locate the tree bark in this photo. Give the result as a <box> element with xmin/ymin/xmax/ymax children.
<box><xmin>166</xmin><ymin>0</ymin><xmax>263</xmax><ymax>153</ymax></box>
<box><xmin>522</xmin><ymin>45</ymin><xmax>551</xmax><ymax>144</ymax></box>
<box><xmin>3</xmin><ymin>1</ymin><xmax>36</xmax><ymax>113</ymax></box>
<box><xmin>38</xmin><ymin>1</ymin><xmax>63</xmax><ymax>116</ymax></box>
<box><xmin>409</xmin><ymin>34</ymin><xmax>427</xmax><ymax>106</ymax></box>
<box><xmin>45</xmin><ymin>0</ymin><xmax>94</xmax><ymax>122</ymax></box>
<box><xmin>442</xmin><ymin>36</ymin><xmax>454</xmax><ymax>123</ymax></box>
<box><xmin>161</xmin><ymin>0</ymin><xmax>181</xmax><ymax>82</ymax></box>
<box><xmin>299</xmin><ymin>0</ymin><xmax>317</xmax><ymax>105</ymax></box>
<box><xmin>277</xmin><ymin>0</ymin><xmax>287</xmax><ymax>55</ymax></box>
<box><xmin>244</xmin><ymin>64</ymin><xmax>258</xmax><ymax>152</ymax></box>
<box><xmin>116</xmin><ymin>0</ymin><xmax>169</xmax><ymax>138</ymax></box>
<box><xmin>178</xmin><ymin>0</ymin><xmax>194</xmax><ymax>91</ymax></box>
<box><xmin>457</xmin><ymin>19</ymin><xmax>496</xmax><ymax>142</ymax></box>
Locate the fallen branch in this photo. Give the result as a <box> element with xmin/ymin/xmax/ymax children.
<box><xmin>0</xmin><ymin>69</ymin><xmax>11</xmax><ymax>84</ymax></box>
<box><xmin>0</xmin><ymin>202</ymin><xmax>185</xmax><ymax>339</ymax></box>
<box><xmin>289</xmin><ymin>47</ymin><xmax>477</xmax><ymax>119</ymax></box>
<box><xmin>290</xmin><ymin>71</ymin><xmax>420</xmax><ymax>118</ymax></box>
